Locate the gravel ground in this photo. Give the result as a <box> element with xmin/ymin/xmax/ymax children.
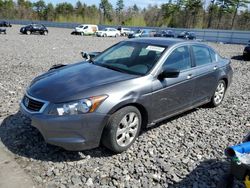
<box><xmin>0</xmin><ymin>25</ymin><xmax>249</xmax><ymax>188</ymax></box>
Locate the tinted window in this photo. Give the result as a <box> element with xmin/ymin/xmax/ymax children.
<box><xmin>209</xmin><ymin>49</ymin><xmax>217</xmax><ymax>62</ymax></box>
<box><xmin>192</xmin><ymin>45</ymin><xmax>212</xmax><ymax>66</ymax></box>
<box><xmin>163</xmin><ymin>46</ymin><xmax>191</xmax><ymax>71</ymax></box>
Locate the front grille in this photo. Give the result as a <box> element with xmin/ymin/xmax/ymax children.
<box><xmin>23</xmin><ymin>95</ymin><xmax>44</xmax><ymax>112</ymax></box>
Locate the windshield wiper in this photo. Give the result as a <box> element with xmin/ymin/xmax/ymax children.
<box><xmin>99</xmin><ymin>64</ymin><xmax>127</xmax><ymax>73</ymax></box>
<box><xmin>93</xmin><ymin>63</ymin><xmax>142</xmax><ymax>76</ymax></box>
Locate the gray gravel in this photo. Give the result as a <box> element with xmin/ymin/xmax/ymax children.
<box><xmin>0</xmin><ymin>25</ymin><xmax>249</xmax><ymax>188</ymax></box>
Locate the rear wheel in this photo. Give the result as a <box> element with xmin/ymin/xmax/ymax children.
<box><xmin>102</xmin><ymin>106</ymin><xmax>141</xmax><ymax>153</ymax></box>
<box><xmin>103</xmin><ymin>33</ymin><xmax>107</xmax><ymax>37</ymax></box>
<box><xmin>209</xmin><ymin>80</ymin><xmax>226</xmax><ymax>107</ymax></box>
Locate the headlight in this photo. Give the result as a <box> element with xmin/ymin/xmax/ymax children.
<box><xmin>50</xmin><ymin>95</ymin><xmax>108</xmax><ymax>116</ymax></box>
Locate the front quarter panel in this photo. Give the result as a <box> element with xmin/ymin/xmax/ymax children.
<box><xmin>96</xmin><ymin>75</ymin><xmax>153</xmax><ymax>117</ymax></box>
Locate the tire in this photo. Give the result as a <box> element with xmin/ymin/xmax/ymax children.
<box><xmin>104</xmin><ymin>33</ymin><xmax>107</xmax><ymax>37</ymax></box>
<box><xmin>26</xmin><ymin>31</ymin><xmax>31</xmax><ymax>35</ymax></box>
<box><xmin>115</xmin><ymin>33</ymin><xmax>119</xmax><ymax>37</ymax></box>
<box><xmin>43</xmin><ymin>31</ymin><xmax>48</xmax><ymax>35</ymax></box>
<box><xmin>102</xmin><ymin>106</ymin><xmax>142</xmax><ymax>153</ymax></box>
<box><xmin>209</xmin><ymin>80</ymin><xmax>226</xmax><ymax>107</ymax></box>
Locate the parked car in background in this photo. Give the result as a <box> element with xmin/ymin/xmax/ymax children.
<box><xmin>72</xmin><ymin>24</ymin><xmax>98</xmax><ymax>35</ymax></box>
<box><xmin>128</xmin><ymin>29</ymin><xmax>156</xmax><ymax>38</ymax></box>
<box><xmin>20</xmin><ymin>38</ymin><xmax>233</xmax><ymax>153</ymax></box>
<box><xmin>243</xmin><ymin>41</ymin><xmax>250</xmax><ymax>60</ymax></box>
<box><xmin>96</xmin><ymin>28</ymin><xmax>120</xmax><ymax>37</ymax></box>
<box><xmin>0</xmin><ymin>28</ymin><xmax>6</xmax><ymax>34</ymax></box>
<box><xmin>177</xmin><ymin>31</ymin><xmax>196</xmax><ymax>40</ymax></box>
<box><xmin>154</xmin><ymin>30</ymin><xmax>175</xmax><ymax>38</ymax></box>
<box><xmin>20</xmin><ymin>24</ymin><xmax>48</xmax><ymax>35</ymax></box>
<box><xmin>0</xmin><ymin>21</ymin><xmax>12</xmax><ymax>27</ymax></box>
<box><xmin>117</xmin><ymin>26</ymin><xmax>134</xmax><ymax>36</ymax></box>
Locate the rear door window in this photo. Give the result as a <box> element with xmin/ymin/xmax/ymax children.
<box><xmin>192</xmin><ymin>45</ymin><xmax>212</xmax><ymax>66</ymax></box>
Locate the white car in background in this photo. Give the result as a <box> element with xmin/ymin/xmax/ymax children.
<box><xmin>73</xmin><ymin>24</ymin><xmax>98</xmax><ymax>35</ymax></box>
<box><xmin>96</xmin><ymin>28</ymin><xmax>120</xmax><ymax>37</ymax></box>
<box><xmin>118</xmin><ymin>27</ymin><xmax>134</xmax><ymax>36</ymax></box>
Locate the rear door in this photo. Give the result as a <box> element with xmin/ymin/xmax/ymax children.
<box><xmin>191</xmin><ymin>45</ymin><xmax>218</xmax><ymax>104</ymax></box>
<box><xmin>151</xmin><ymin>45</ymin><xmax>196</xmax><ymax>120</ymax></box>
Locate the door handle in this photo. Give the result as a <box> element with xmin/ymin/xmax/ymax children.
<box><xmin>214</xmin><ymin>66</ymin><xmax>218</xmax><ymax>70</ymax></box>
<box><xmin>187</xmin><ymin>74</ymin><xmax>193</xmax><ymax>79</ymax></box>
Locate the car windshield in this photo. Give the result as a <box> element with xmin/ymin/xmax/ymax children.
<box><xmin>93</xmin><ymin>41</ymin><xmax>166</xmax><ymax>75</ymax></box>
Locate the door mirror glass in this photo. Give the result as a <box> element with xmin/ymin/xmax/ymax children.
<box><xmin>158</xmin><ymin>68</ymin><xmax>180</xmax><ymax>79</ymax></box>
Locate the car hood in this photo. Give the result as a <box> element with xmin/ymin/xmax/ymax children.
<box><xmin>28</xmin><ymin>62</ymin><xmax>138</xmax><ymax>103</ymax></box>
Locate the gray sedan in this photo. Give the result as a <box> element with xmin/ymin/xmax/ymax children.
<box><xmin>20</xmin><ymin>38</ymin><xmax>233</xmax><ymax>153</ymax></box>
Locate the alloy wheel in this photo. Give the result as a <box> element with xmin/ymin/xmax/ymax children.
<box><xmin>214</xmin><ymin>82</ymin><xmax>225</xmax><ymax>105</ymax></box>
<box><xmin>116</xmin><ymin>112</ymin><xmax>139</xmax><ymax>147</ymax></box>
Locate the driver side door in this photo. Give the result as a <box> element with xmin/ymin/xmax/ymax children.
<box><xmin>151</xmin><ymin>45</ymin><xmax>196</xmax><ymax>121</ymax></box>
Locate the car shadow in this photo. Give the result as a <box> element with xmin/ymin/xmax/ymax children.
<box><xmin>0</xmin><ymin>111</ymin><xmax>114</xmax><ymax>162</ymax></box>
<box><xmin>0</xmin><ymin>106</ymin><xmax>211</xmax><ymax>162</ymax></box>
<box><xmin>141</xmin><ymin>108</ymin><xmax>198</xmax><ymax>134</ymax></box>
<box><xmin>168</xmin><ymin>159</ymin><xmax>244</xmax><ymax>188</ymax></box>
<box><xmin>231</xmin><ymin>55</ymin><xmax>244</xmax><ymax>61</ymax></box>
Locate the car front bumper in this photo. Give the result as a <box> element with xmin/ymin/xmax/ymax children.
<box><xmin>20</xmin><ymin>102</ymin><xmax>109</xmax><ymax>151</ymax></box>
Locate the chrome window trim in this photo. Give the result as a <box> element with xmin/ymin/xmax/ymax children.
<box><xmin>21</xmin><ymin>92</ymin><xmax>49</xmax><ymax>114</ymax></box>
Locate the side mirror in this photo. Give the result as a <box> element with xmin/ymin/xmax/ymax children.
<box><xmin>81</xmin><ymin>51</ymin><xmax>101</xmax><ymax>61</ymax></box>
<box><xmin>81</xmin><ymin>51</ymin><xmax>91</xmax><ymax>61</ymax></box>
<box><xmin>158</xmin><ymin>68</ymin><xmax>180</xmax><ymax>79</ymax></box>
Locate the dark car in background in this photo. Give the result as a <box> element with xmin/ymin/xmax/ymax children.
<box><xmin>177</xmin><ymin>31</ymin><xmax>196</xmax><ymax>40</ymax></box>
<box><xmin>154</xmin><ymin>30</ymin><xmax>175</xmax><ymax>38</ymax></box>
<box><xmin>243</xmin><ymin>41</ymin><xmax>250</xmax><ymax>60</ymax></box>
<box><xmin>0</xmin><ymin>28</ymin><xmax>6</xmax><ymax>34</ymax></box>
<box><xmin>20</xmin><ymin>24</ymin><xmax>48</xmax><ymax>35</ymax></box>
<box><xmin>0</xmin><ymin>21</ymin><xmax>12</xmax><ymax>27</ymax></box>
<box><xmin>128</xmin><ymin>29</ymin><xmax>156</xmax><ymax>38</ymax></box>
<box><xmin>20</xmin><ymin>38</ymin><xmax>233</xmax><ymax>153</ymax></box>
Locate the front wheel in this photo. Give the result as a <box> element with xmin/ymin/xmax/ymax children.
<box><xmin>43</xmin><ymin>31</ymin><xmax>48</xmax><ymax>35</ymax></box>
<box><xmin>102</xmin><ymin>106</ymin><xmax>141</xmax><ymax>153</ymax></box>
<box><xmin>209</xmin><ymin>80</ymin><xmax>226</xmax><ymax>107</ymax></box>
<box><xmin>26</xmin><ymin>31</ymin><xmax>31</xmax><ymax>35</ymax></box>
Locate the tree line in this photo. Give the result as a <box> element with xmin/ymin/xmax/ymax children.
<box><xmin>0</xmin><ymin>0</ymin><xmax>250</xmax><ymax>30</ymax></box>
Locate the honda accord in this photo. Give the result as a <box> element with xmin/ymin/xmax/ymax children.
<box><xmin>20</xmin><ymin>38</ymin><xmax>233</xmax><ymax>153</ymax></box>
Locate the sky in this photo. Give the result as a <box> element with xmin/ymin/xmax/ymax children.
<box><xmin>29</xmin><ymin>0</ymin><xmax>175</xmax><ymax>8</ymax></box>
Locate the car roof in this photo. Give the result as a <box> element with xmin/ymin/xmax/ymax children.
<box><xmin>126</xmin><ymin>37</ymin><xmax>188</xmax><ymax>47</ymax></box>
